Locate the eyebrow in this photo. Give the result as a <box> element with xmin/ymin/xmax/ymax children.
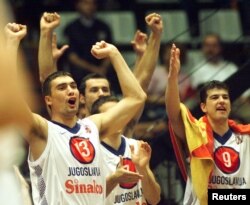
<box><xmin>56</xmin><ymin>81</ymin><xmax>76</xmax><ymax>88</ymax></box>
<box><xmin>90</xmin><ymin>86</ymin><xmax>109</xmax><ymax>89</ymax></box>
<box><xmin>209</xmin><ymin>94</ymin><xmax>229</xmax><ymax>98</ymax></box>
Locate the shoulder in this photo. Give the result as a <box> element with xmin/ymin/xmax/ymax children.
<box><xmin>123</xmin><ymin>136</ymin><xmax>138</xmax><ymax>146</ymax></box>
<box><xmin>79</xmin><ymin>116</ymin><xmax>100</xmax><ymax>133</ymax></box>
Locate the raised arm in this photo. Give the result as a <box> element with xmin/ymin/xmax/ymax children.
<box><xmin>124</xmin><ymin>13</ymin><xmax>163</xmax><ymax>137</ymax></box>
<box><xmin>39</xmin><ymin>12</ymin><xmax>69</xmax><ymax>83</ymax></box>
<box><xmin>165</xmin><ymin>44</ymin><xmax>186</xmax><ymax>141</ymax></box>
<box><xmin>2</xmin><ymin>22</ymin><xmax>48</xmax><ymax>160</ymax></box>
<box><xmin>1</xmin><ymin>23</ymin><xmax>32</xmax><ymax>130</ymax></box>
<box><xmin>133</xmin><ymin>13</ymin><xmax>163</xmax><ymax>92</ymax></box>
<box><xmin>131</xmin><ymin>29</ymin><xmax>148</xmax><ymax>70</ymax></box>
<box><xmin>4</xmin><ymin>23</ymin><xmax>27</xmax><ymax>58</ymax></box>
<box><xmin>131</xmin><ymin>141</ymin><xmax>161</xmax><ymax>205</ymax></box>
<box><xmin>89</xmin><ymin>41</ymin><xmax>146</xmax><ymax>135</ymax></box>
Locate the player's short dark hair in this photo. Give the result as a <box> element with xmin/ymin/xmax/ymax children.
<box><xmin>42</xmin><ymin>71</ymin><xmax>74</xmax><ymax>96</ymax></box>
<box><xmin>91</xmin><ymin>95</ymin><xmax>119</xmax><ymax>114</ymax></box>
<box><xmin>199</xmin><ymin>80</ymin><xmax>230</xmax><ymax>103</ymax></box>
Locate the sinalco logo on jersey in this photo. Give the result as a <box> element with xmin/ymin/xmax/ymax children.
<box><xmin>119</xmin><ymin>158</ymin><xmax>137</xmax><ymax>189</ymax></box>
<box><xmin>70</xmin><ymin>136</ymin><xmax>95</xmax><ymax>164</ymax></box>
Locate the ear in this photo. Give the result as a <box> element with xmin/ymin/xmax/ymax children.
<box><xmin>45</xmin><ymin>96</ymin><xmax>52</xmax><ymax>106</ymax></box>
<box><xmin>200</xmin><ymin>102</ymin><xmax>207</xmax><ymax>113</ymax></box>
<box><xmin>79</xmin><ymin>94</ymin><xmax>85</xmax><ymax>104</ymax></box>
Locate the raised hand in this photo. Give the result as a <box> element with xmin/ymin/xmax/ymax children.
<box><xmin>91</xmin><ymin>41</ymin><xmax>117</xmax><ymax>59</ymax></box>
<box><xmin>145</xmin><ymin>13</ymin><xmax>163</xmax><ymax>36</ymax></box>
<box><xmin>131</xmin><ymin>30</ymin><xmax>148</xmax><ymax>57</ymax></box>
<box><xmin>168</xmin><ymin>44</ymin><xmax>181</xmax><ymax>77</ymax></box>
<box><xmin>40</xmin><ymin>12</ymin><xmax>60</xmax><ymax>31</ymax></box>
<box><xmin>4</xmin><ymin>23</ymin><xmax>27</xmax><ymax>42</ymax></box>
<box><xmin>52</xmin><ymin>33</ymin><xmax>69</xmax><ymax>62</ymax></box>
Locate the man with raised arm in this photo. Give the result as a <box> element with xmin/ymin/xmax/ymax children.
<box><xmin>165</xmin><ymin>44</ymin><xmax>250</xmax><ymax>205</ymax></box>
<box><xmin>3</xmin><ymin>25</ymin><xmax>146</xmax><ymax>204</ymax></box>
<box><xmin>38</xmin><ymin>12</ymin><xmax>162</xmax><ymax>133</ymax></box>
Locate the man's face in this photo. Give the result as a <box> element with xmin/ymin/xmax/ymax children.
<box><xmin>202</xmin><ymin>36</ymin><xmax>221</xmax><ymax>62</ymax></box>
<box><xmin>77</xmin><ymin>0</ymin><xmax>97</xmax><ymax>19</ymax></box>
<box><xmin>200</xmin><ymin>88</ymin><xmax>231</xmax><ymax>122</ymax></box>
<box><xmin>45</xmin><ymin>76</ymin><xmax>79</xmax><ymax>117</ymax></box>
<box><xmin>81</xmin><ymin>78</ymin><xmax>111</xmax><ymax>115</ymax></box>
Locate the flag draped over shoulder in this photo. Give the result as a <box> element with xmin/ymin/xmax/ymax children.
<box><xmin>169</xmin><ymin>103</ymin><xmax>250</xmax><ymax>205</ymax></box>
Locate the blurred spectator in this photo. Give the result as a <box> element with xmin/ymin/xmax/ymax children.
<box><xmin>190</xmin><ymin>33</ymin><xmax>238</xmax><ymax>89</ymax></box>
<box><xmin>147</xmin><ymin>42</ymin><xmax>194</xmax><ymax>108</ymax></box>
<box><xmin>134</xmin><ymin>42</ymin><xmax>195</xmax><ymax>138</ymax></box>
<box><xmin>64</xmin><ymin>0</ymin><xmax>114</xmax><ymax>89</ymax></box>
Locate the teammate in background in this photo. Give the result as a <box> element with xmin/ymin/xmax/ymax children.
<box><xmin>91</xmin><ymin>96</ymin><xmax>161</xmax><ymax>205</ymax></box>
<box><xmin>38</xmin><ymin>12</ymin><xmax>163</xmax><ymax>137</ymax></box>
<box><xmin>165</xmin><ymin>44</ymin><xmax>250</xmax><ymax>205</ymax></box>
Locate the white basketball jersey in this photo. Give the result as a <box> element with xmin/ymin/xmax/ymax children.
<box><xmin>101</xmin><ymin>136</ymin><xmax>147</xmax><ymax>205</ymax></box>
<box><xmin>28</xmin><ymin>118</ymin><xmax>106</xmax><ymax>205</ymax></box>
<box><xmin>209</xmin><ymin>129</ymin><xmax>250</xmax><ymax>188</ymax></box>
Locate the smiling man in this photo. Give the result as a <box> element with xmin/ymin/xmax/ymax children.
<box><xmin>165</xmin><ymin>44</ymin><xmax>250</xmax><ymax>205</ymax></box>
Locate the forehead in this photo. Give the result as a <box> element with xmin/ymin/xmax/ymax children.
<box><xmin>85</xmin><ymin>78</ymin><xmax>110</xmax><ymax>89</ymax></box>
<box><xmin>204</xmin><ymin>36</ymin><xmax>219</xmax><ymax>45</ymax></box>
<box><xmin>50</xmin><ymin>76</ymin><xmax>76</xmax><ymax>87</ymax></box>
<box><xmin>206</xmin><ymin>88</ymin><xmax>229</xmax><ymax>96</ymax></box>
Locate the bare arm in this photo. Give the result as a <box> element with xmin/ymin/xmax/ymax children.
<box><xmin>39</xmin><ymin>12</ymin><xmax>63</xmax><ymax>83</ymax></box>
<box><xmin>1</xmin><ymin>23</ymin><xmax>32</xmax><ymax>128</ymax></box>
<box><xmin>165</xmin><ymin>44</ymin><xmax>186</xmax><ymax>141</ymax></box>
<box><xmin>2</xmin><ymin>21</ymin><xmax>48</xmax><ymax>160</ymax></box>
<box><xmin>131</xmin><ymin>141</ymin><xmax>161</xmax><ymax>205</ymax></box>
<box><xmin>133</xmin><ymin>13</ymin><xmax>163</xmax><ymax>92</ymax></box>
<box><xmin>131</xmin><ymin>30</ymin><xmax>148</xmax><ymax>70</ymax></box>
<box><xmin>89</xmin><ymin>41</ymin><xmax>147</xmax><ymax>135</ymax></box>
<box><xmin>124</xmin><ymin>13</ymin><xmax>163</xmax><ymax>137</ymax></box>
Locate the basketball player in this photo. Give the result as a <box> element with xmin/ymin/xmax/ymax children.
<box><xmin>91</xmin><ymin>96</ymin><xmax>161</xmax><ymax>205</ymax></box>
<box><xmin>165</xmin><ymin>44</ymin><xmax>250</xmax><ymax>205</ymax></box>
<box><xmin>2</xmin><ymin>34</ymin><xmax>146</xmax><ymax>205</ymax></box>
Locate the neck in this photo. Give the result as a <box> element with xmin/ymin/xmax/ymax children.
<box><xmin>207</xmin><ymin>117</ymin><xmax>229</xmax><ymax>136</ymax></box>
<box><xmin>51</xmin><ymin>115</ymin><xmax>78</xmax><ymax>128</ymax></box>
